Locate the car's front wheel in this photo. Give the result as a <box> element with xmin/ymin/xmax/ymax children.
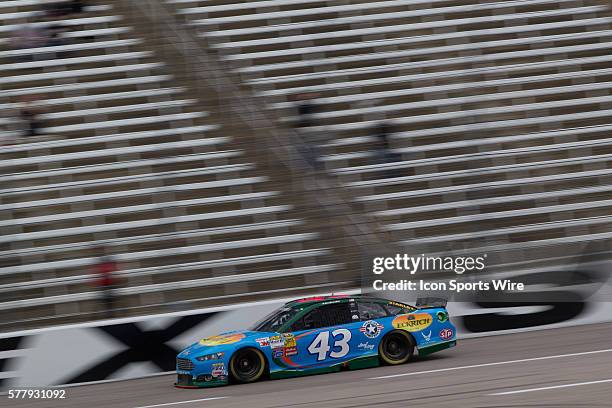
<box><xmin>379</xmin><ymin>330</ymin><xmax>415</xmax><ymax>365</ymax></box>
<box><xmin>229</xmin><ymin>348</ymin><xmax>266</xmax><ymax>383</ymax></box>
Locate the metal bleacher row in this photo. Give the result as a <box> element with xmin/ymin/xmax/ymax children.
<box><xmin>169</xmin><ymin>0</ymin><xmax>612</xmax><ymax>264</ymax></box>
<box><xmin>0</xmin><ymin>0</ymin><xmax>344</xmax><ymax>330</ymax></box>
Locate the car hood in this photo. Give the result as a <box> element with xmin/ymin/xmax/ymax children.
<box><xmin>178</xmin><ymin>330</ymin><xmax>275</xmax><ymax>358</ymax></box>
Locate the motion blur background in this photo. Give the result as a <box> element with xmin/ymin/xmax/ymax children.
<box><xmin>2</xmin><ymin>0</ymin><xmax>612</xmax><ymax>336</ymax></box>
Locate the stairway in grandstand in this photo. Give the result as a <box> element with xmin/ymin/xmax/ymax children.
<box><xmin>171</xmin><ymin>0</ymin><xmax>612</xmax><ymax>269</ymax></box>
<box><xmin>0</xmin><ymin>0</ymin><xmax>346</xmax><ymax>330</ymax></box>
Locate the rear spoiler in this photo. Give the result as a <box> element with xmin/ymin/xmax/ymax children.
<box><xmin>416</xmin><ymin>297</ymin><xmax>447</xmax><ymax>309</ymax></box>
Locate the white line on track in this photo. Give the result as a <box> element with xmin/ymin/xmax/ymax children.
<box><xmin>369</xmin><ymin>348</ymin><xmax>612</xmax><ymax>379</ymax></box>
<box><xmin>133</xmin><ymin>397</ymin><xmax>227</xmax><ymax>408</ymax></box>
<box><xmin>490</xmin><ymin>378</ymin><xmax>612</xmax><ymax>395</ymax></box>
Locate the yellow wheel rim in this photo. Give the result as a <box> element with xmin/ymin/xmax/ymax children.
<box><xmin>230</xmin><ymin>348</ymin><xmax>266</xmax><ymax>383</ymax></box>
<box><xmin>379</xmin><ymin>331</ymin><xmax>413</xmax><ymax>365</ymax></box>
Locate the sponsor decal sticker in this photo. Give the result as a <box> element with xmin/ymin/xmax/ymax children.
<box><xmin>388</xmin><ymin>301</ymin><xmax>417</xmax><ymax>311</ymax></box>
<box><xmin>199</xmin><ymin>333</ymin><xmax>245</xmax><ymax>346</ymax></box>
<box><xmin>276</xmin><ymin>333</ymin><xmax>298</xmax><ymax>356</ymax></box>
<box><xmin>437</xmin><ymin>311</ymin><xmax>448</xmax><ymax>323</ymax></box>
<box><xmin>360</xmin><ymin>320</ymin><xmax>384</xmax><ymax>339</ymax></box>
<box><xmin>269</xmin><ymin>335</ymin><xmax>284</xmax><ymax>348</ymax></box>
<box><xmin>284</xmin><ymin>346</ymin><xmax>298</xmax><ymax>356</ymax></box>
<box><xmin>322</xmin><ymin>300</ymin><xmax>343</xmax><ymax>305</ymax></box>
<box><xmin>392</xmin><ymin>313</ymin><xmax>433</xmax><ymax>332</ymax></box>
<box><xmin>211</xmin><ymin>362</ymin><xmax>227</xmax><ymax>377</ymax></box>
<box><xmin>255</xmin><ymin>337</ymin><xmax>270</xmax><ymax>347</ymax></box>
<box><xmin>421</xmin><ymin>330</ymin><xmax>432</xmax><ymax>342</ymax></box>
<box><xmin>273</xmin><ymin>349</ymin><xmax>284</xmax><ymax>358</ymax></box>
<box><xmin>439</xmin><ymin>328</ymin><xmax>453</xmax><ymax>340</ymax></box>
<box><xmin>357</xmin><ymin>342</ymin><xmax>375</xmax><ymax>351</ymax></box>
<box><xmin>282</xmin><ymin>333</ymin><xmax>296</xmax><ymax>348</ymax></box>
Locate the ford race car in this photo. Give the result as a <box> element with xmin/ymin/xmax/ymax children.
<box><xmin>175</xmin><ymin>295</ymin><xmax>456</xmax><ymax>388</ymax></box>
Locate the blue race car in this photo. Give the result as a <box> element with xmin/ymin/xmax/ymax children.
<box><xmin>175</xmin><ymin>295</ymin><xmax>456</xmax><ymax>388</ymax></box>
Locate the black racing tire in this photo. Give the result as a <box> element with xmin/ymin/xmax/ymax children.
<box><xmin>379</xmin><ymin>330</ymin><xmax>415</xmax><ymax>365</ymax></box>
<box><xmin>229</xmin><ymin>348</ymin><xmax>267</xmax><ymax>383</ymax></box>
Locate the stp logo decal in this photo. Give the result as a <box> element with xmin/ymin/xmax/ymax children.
<box><xmin>439</xmin><ymin>328</ymin><xmax>453</xmax><ymax>340</ymax></box>
<box><xmin>360</xmin><ymin>320</ymin><xmax>384</xmax><ymax>339</ymax></box>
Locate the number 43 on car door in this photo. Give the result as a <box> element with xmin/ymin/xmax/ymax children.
<box><xmin>307</xmin><ymin>329</ymin><xmax>351</xmax><ymax>361</ymax></box>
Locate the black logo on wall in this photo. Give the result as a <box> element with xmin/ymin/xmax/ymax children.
<box><xmin>462</xmin><ymin>268</ymin><xmax>606</xmax><ymax>332</ymax></box>
<box><xmin>0</xmin><ymin>336</ymin><xmax>24</xmax><ymax>390</ymax></box>
<box><xmin>64</xmin><ymin>312</ymin><xmax>217</xmax><ymax>384</ymax></box>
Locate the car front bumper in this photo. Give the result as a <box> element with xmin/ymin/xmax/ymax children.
<box><xmin>174</xmin><ymin>356</ymin><xmax>230</xmax><ymax>388</ymax></box>
<box><xmin>174</xmin><ymin>372</ymin><xmax>229</xmax><ymax>388</ymax></box>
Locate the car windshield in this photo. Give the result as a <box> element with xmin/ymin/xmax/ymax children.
<box><xmin>250</xmin><ymin>306</ymin><xmax>300</xmax><ymax>332</ymax></box>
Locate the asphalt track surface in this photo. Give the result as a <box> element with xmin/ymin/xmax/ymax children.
<box><xmin>5</xmin><ymin>323</ymin><xmax>612</xmax><ymax>408</ymax></box>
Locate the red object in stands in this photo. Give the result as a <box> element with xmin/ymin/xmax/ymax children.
<box><xmin>95</xmin><ymin>261</ymin><xmax>118</xmax><ymax>287</ymax></box>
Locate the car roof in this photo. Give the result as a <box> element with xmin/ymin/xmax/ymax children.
<box><xmin>284</xmin><ymin>294</ymin><xmax>401</xmax><ymax>308</ymax></box>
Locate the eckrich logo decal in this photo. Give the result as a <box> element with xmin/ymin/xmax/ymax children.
<box><xmin>392</xmin><ymin>313</ymin><xmax>433</xmax><ymax>332</ymax></box>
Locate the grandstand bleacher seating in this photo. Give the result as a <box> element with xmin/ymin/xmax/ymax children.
<box><xmin>171</xmin><ymin>0</ymin><xmax>612</xmax><ymax>262</ymax></box>
<box><xmin>0</xmin><ymin>0</ymin><xmax>344</xmax><ymax>330</ymax></box>
<box><xmin>3</xmin><ymin>0</ymin><xmax>612</xmax><ymax>331</ymax></box>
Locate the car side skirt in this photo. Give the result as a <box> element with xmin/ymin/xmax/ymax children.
<box><xmin>417</xmin><ymin>340</ymin><xmax>457</xmax><ymax>356</ymax></box>
<box><xmin>271</xmin><ymin>355</ymin><xmax>380</xmax><ymax>379</ymax></box>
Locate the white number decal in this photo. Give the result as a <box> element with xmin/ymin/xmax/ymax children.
<box><xmin>330</xmin><ymin>329</ymin><xmax>351</xmax><ymax>358</ymax></box>
<box><xmin>308</xmin><ymin>329</ymin><xmax>352</xmax><ymax>361</ymax></box>
<box><xmin>308</xmin><ymin>331</ymin><xmax>331</xmax><ymax>361</ymax></box>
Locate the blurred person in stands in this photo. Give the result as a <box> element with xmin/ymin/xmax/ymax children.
<box><xmin>371</xmin><ymin>121</ymin><xmax>401</xmax><ymax>177</ymax></box>
<box><xmin>43</xmin><ymin>0</ymin><xmax>85</xmax><ymax>18</ymax></box>
<box><xmin>19</xmin><ymin>95</ymin><xmax>46</xmax><ymax>137</ymax></box>
<box><xmin>42</xmin><ymin>0</ymin><xmax>89</xmax><ymax>46</ymax></box>
<box><xmin>296</xmin><ymin>93</ymin><xmax>317</xmax><ymax>128</ymax></box>
<box><xmin>92</xmin><ymin>247</ymin><xmax>120</xmax><ymax>318</ymax></box>
<box><xmin>40</xmin><ymin>4</ymin><xmax>77</xmax><ymax>52</ymax></box>
<box><xmin>11</xmin><ymin>18</ymin><xmax>69</xmax><ymax>62</ymax></box>
<box><xmin>10</xmin><ymin>19</ymin><xmax>48</xmax><ymax>61</ymax></box>
<box><xmin>45</xmin><ymin>23</ymin><xmax>71</xmax><ymax>57</ymax></box>
<box><xmin>69</xmin><ymin>0</ymin><xmax>86</xmax><ymax>14</ymax></box>
<box><xmin>293</xmin><ymin>92</ymin><xmax>323</xmax><ymax>169</ymax></box>
<box><xmin>371</xmin><ymin>121</ymin><xmax>393</xmax><ymax>163</ymax></box>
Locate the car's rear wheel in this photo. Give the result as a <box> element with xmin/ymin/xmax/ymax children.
<box><xmin>229</xmin><ymin>348</ymin><xmax>266</xmax><ymax>383</ymax></box>
<box><xmin>379</xmin><ymin>330</ymin><xmax>414</xmax><ymax>365</ymax></box>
